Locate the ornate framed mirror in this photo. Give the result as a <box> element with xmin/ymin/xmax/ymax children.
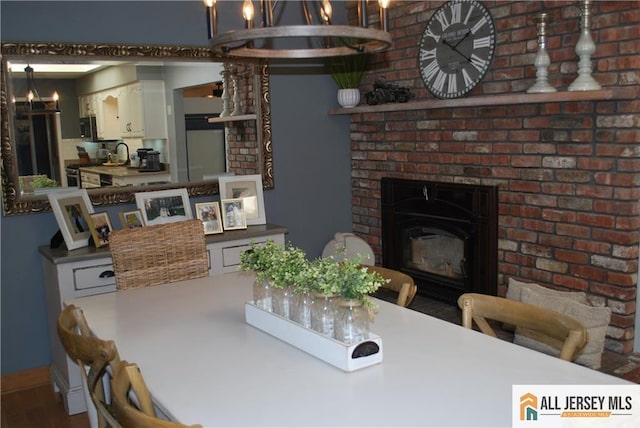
<box><xmin>1</xmin><ymin>41</ymin><xmax>273</xmax><ymax>215</ymax></box>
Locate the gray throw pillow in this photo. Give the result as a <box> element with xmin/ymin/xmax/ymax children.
<box><xmin>515</xmin><ymin>287</ymin><xmax>611</xmax><ymax>370</ymax></box>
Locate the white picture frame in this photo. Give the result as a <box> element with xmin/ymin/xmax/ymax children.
<box><xmin>218</xmin><ymin>174</ymin><xmax>266</xmax><ymax>225</ymax></box>
<box><xmin>48</xmin><ymin>189</ymin><xmax>95</xmax><ymax>250</ymax></box>
<box><xmin>134</xmin><ymin>188</ymin><xmax>193</xmax><ymax>226</ymax></box>
<box><xmin>221</xmin><ymin>198</ymin><xmax>247</xmax><ymax>231</ymax></box>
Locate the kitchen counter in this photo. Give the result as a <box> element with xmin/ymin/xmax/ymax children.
<box><xmin>80</xmin><ymin>165</ymin><xmax>171</xmax><ymax>187</ymax></box>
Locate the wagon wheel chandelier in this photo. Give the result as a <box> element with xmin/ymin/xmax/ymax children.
<box><xmin>205</xmin><ymin>0</ymin><xmax>393</xmax><ymax>59</ymax></box>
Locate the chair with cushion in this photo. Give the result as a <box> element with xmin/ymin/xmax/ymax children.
<box><xmin>457</xmin><ymin>293</ymin><xmax>588</xmax><ymax>362</ymax></box>
<box><xmin>111</xmin><ymin>361</ymin><xmax>202</xmax><ymax>428</ymax></box>
<box><xmin>57</xmin><ymin>304</ymin><xmax>121</xmax><ymax>428</ymax></box>
<box><xmin>364</xmin><ymin>265</ymin><xmax>417</xmax><ymax>308</ymax></box>
<box><xmin>109</xmin><ymin>219</ymin><xmax>209</xmax><ymax>290</ymax></box>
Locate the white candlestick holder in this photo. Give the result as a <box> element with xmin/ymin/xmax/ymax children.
<box><xmin>231</xmin><ymin>77</ymin><xmax>243</xmax><ymax>116</ymax></box>
<box><xmin>219</xmin><ymin>70</ymin><xmax>231</xmax><ymax>117</ymax></box>
<box><xmin>569</xmin><ymin>0</ymin><xmax>601</xmax><ymax>91</ymax></box>
<box><xmin>527</xmin><ymin>12</ymin><xmax>556</xmax><ymax>94</ymax></box>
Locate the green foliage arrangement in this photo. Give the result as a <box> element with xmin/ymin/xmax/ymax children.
<box><xmin>240</xmin><ymin>241</ymin><xmax>307</xmax><ymax>288</ymax></box>
<box><xmin>241</xmin><ymin>240</ymin><xmax>386</xmax><ymax>304</ymax></box>
<box><xmin>329</xmin><ymin>53</ymin><xmax>369</xmax><ymax>89</ymax></box>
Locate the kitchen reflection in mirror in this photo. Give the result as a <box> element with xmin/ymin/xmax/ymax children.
<box><xmin>9</xmin><ymin>58</ymin><xmax>252</xmax><ymax>193</ymax></box>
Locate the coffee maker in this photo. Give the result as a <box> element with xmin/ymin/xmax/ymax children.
<box><xmin>137</xmin><ymin>148</ymin><xmax>161</xmax><ymax>171</ymax></box>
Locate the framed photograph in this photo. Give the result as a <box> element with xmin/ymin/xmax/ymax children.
<box><xmin>48</xmin><ymin>189</ymin><xmax>95</xmax><ymax>250</ymax></box>
<box><xmin>134</xmin><ymin>188</ymin><xmax>193</xmax><ymax>226</ymax></box>
<box><xmin>88</xmin><ymin>212</ymin><xmax>114</xmax><ymax>248</ymax></box>
<box><xmin>195</xmin><ymin>202</ymin><xmax>223</xmax><ymax>235</ymax></box>
<box><xmin>119</xmin><ymin>209</ymin><xmax>145</xmax><ymax>229</ymax></box>
<box><xmin>221</xmin><ymin>198</ymin><xmax>247</xmax><ymax>231</ymax></box>
<box><xmin>218</xmin><ymin>174</ymin><xmax>266</xmax><ymax>225</ymax></box>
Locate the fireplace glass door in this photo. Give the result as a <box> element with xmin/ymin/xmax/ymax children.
<box><xmin>405</xmin><ymin>226</ymin><xmax>467</xmax><ymax>280</ymax></box>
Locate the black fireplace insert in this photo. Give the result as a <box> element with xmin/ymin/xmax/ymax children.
<box><xmin>381</xmin><ymin>178</ymin><xmax>498</xmax><ymax>304</ymax></box>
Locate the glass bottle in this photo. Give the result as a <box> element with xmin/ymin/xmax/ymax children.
<box><xmin>334</xmin><ymin>299</ymin><xmax>369</xmax><ymax>344</ymax></box>
<box><xmin>253</xmin><ymin>279</ymin><xmax>273</xmax><ymax>312</ymax></box>
<box><xmin>272</xmin><ymin>285</ymin><xmax>295</xmax><ymax>319</ymax></box>
<box><xmin>291</xmin><ymin>290</ymin><xmax>314</xmax><ymax>328</ymax></box>
<box><xmin>311</xmin><ymin>293</ymin><xmax>336</xmax><ymax>338</ymax></box>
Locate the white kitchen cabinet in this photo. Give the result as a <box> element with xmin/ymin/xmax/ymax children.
<box><xmin>79</xmin><ymin>170</ymin><xmax>101</xmax><ymax>188</ymax></box>
<box><xmin>39</xmin><ymin>224</ymin><xmax>286</xmax><ymax>415</ymax></box>
<box><xmin>117</xmin><ymin>81</ymin><xmax>167</xmax><ymax>139</ymax></box>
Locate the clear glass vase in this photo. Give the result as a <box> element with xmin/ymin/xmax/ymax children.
<box><xmin>311</xmin><ymin>293</ymin><xmax>336</xmax><ymax>338</ymax></box>
<box><xmin>334</xmin><ymin>299</ymin><xmax>369</xmax><ymax>344</ymax></box>
<box><xmin>272</xmin><ymin>285</ymin><xmax>295</xmax><ymax>319</ymax></box>
<box><xmin>291</xmin><ymin>290</ymin><xmax>314</xmax><ymax>328</ymax></box>
<box><xmin>252</xmin><ymin>279</ymin><xmax>273</xmax><ymax>312</ymax></box>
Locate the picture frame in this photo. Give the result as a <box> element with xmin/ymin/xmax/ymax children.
<box><xmin>221</xmin><ymin>198</ymin><xmax>247</xmax><ymax>231</ymax></box>
<box><xmin>47</xmin><ymin>189</ymin><xmax>95</xmax><ymax>250</ymax></box>
<box><xmin>119</xmin><ymin>209</ymin><xmax>145</xmax><ymax>229</ymax></box>
<box><xmin>195</xmin><ymin>201</ymin><xmax>223</xmax><ymax>235</ymax></box>
<box><xmin>88</xmin><ymin>211</ymin><xmax>114</xmax><ymax>248</ymax></box>
<box><xmin>218</xmin><ymin>174</ymin><xmax>266</xmax><ymax>225</ymax></box>
<box><xmin>134</xmin><ymin>188</ymin><xmax>193</xmax><ymax>226</ymax></box>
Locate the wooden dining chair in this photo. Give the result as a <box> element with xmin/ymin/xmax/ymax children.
<box><xmin>364</xmin><ymin>265</ymin><xmax>417</xmax><ymax>308</ymax></box>
<box><xmin>457</xmin><ymin>293</ymin><xmax>588</xmax><ymax>362</ymax></box>
<box><xmin>57</xmin><ymin>304</ymin><xmax>122</xmax><ymax>428</ymax></box>
<box><xmin>111</xmin><ymin>361</ymin><xmax>202</xmax><ymax>428</ymax></box>
<box><xmin>109</xmin><ymin>219</ymin><xmax>209</xmax><ymax>290</ymax></box>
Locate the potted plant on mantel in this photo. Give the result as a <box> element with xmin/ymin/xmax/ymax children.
<box><xmin>330</xmin><ymin>53</ymin><xmax>369</xmax><ymax>108</ymax></box>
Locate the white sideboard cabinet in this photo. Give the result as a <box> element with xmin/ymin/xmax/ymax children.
<box><xmin>40</xmin><ymin>224</ymin><xmax>286</xmax><ymax>415</ymax></box>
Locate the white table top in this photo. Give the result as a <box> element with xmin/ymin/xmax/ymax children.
<box><xmin>68</xmin><ymin>271</ymin><xmax>630</xmax><ymax>428</ymax></box>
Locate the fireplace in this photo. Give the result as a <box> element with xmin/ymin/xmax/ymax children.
<box><xmin>381</xmin><ymin>178</ymin><xmax>498</xmax><ymax>304</ymax></box>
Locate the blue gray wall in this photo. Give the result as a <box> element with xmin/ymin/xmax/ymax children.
<box><xmin>1</xmin><ymin>1</ymin><xmax>353</xmax><ymax>375</ymax></box>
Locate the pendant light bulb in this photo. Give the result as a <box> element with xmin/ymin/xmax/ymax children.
<box><xmin>321</xmin><ymin>0</ymin><xmax>333</xmax><ymax>24</ymax></box>
<box><xmin>243</xmin><ymin>0</ymin><xmax>255</xmax><ymax>28</ymax></box>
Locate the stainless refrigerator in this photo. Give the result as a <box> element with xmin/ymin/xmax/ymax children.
<box><xmin>185</xmin><ymin>114</ymin><xmax>226</xmax><ymax>181</ymax></box>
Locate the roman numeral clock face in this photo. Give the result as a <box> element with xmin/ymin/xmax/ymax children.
<box><xmin>419</xmin><ymin>0</ymin><xmax>496</xmax><ymax>99</ymax></box>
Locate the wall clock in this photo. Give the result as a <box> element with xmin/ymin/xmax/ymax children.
<box><xmin>418</xmin><ymin>0</ymin><xmax>496</xmax><ymax>99</ymax></box>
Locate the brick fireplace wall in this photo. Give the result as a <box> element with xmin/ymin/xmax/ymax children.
<box><xmin>348</xmin><ymin>1</ymin><xmax>639</xmax><ymax>353</ymax></box>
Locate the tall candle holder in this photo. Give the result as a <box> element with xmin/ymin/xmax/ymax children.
<box><xmin>568</xmin><ymin>0</ymin><xmax>601</xmax><ymax>91</ymax></box>
<box><xmin>231</xmin><ymin>77</ymin><xmax>243</xmax><ymax>116</ymax></box>
<box><xmin>219</xmin><ymin>70</ymin><xmax>231</xmax><ymax>117</ymax></box>
<box><xmin>527</xmin><ymin>12</ymin><xmax>556</xmax><ymax>93</ymax></box>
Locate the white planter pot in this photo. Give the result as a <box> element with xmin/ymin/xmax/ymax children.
<box><xmin>337</xmin><ymin>88</ymin><xmax>361</xmax><ymax>108</ymax></box>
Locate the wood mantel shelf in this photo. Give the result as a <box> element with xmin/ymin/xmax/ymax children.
<box><xmin>207</xmin><ymin>113</ymin><xmax>256</xmax><ymax>123</ymax></box>
<box><xmin>328</xmin><ymin>87</ymin><xmax>633</xmax><ymax>115</ymax></box>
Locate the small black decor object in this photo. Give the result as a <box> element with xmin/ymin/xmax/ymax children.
<box><xmin>50</xmin><ymin>229</ymin><xmax>64</xmax><ymax>249</ymax></box>
<box><xmin>364</xmin><ymin>80</ymin><xmax>414</xmax><ymax>105</ymax></box>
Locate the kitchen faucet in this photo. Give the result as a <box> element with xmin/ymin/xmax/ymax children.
<box><xmin>115</xmin><ymin>142</ymin><xmax>130</xmax><ymax>166</ymax></box>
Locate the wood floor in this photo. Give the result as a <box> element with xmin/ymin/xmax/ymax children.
<box><xmin>1</xmin><ymin>383</ymin><xmax>89</xmax><ymax>428</ymax></box>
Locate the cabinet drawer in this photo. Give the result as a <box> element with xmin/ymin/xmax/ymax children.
<box><xmin>73</xmin><ymin>263</ymin><xmax>116</xmax><ymax>291</ymax></box>
<box><xmin>221</xmin><ymin>244</ymin><xmax>252</xmax><ymax>268</ymax></box>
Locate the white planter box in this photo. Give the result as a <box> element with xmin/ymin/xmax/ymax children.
<box><xmin>245</xmin><ymin>302</ymin><xmax>383</xmax><ymax>372</ymax></box>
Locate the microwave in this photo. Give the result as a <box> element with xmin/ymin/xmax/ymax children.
<box><xmin>79</xmin><ymin>116</ymin><xmax>98</xmax><ymax>141</ymax></box>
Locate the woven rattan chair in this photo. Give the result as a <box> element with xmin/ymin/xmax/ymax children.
<box><xmin>457</xmin><ymin>293</ymin><xmax>588</xmax><ymax>362</ymax></box>
<box><xmin>57</xmin><ymin>304</ymin><xmax>122</xmax><ymax>428</ymax></box>
<box><xmin>109</xmin><ymin>219</ymin><xmax>209</xmax><ymax>290</ymax></box>
<box><xmin>111</xmin><ymin>361</ymin><xmax>202</xmax><ymax>428</ymax></box>
<box><xmin>364</xmin><ymin>265</ymin><xmax>417</xmax><ymax>308</ymax></box>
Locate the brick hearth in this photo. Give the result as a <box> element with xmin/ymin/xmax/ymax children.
<box><xmin>347</xmin><ymin>1</ymin><xmax>639</xmax><ymax>353</ymax></box>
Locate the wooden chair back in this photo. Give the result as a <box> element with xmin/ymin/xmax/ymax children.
<box><xmin>457</xmin><ymin>293</ymin><xmax>588</xmax><ymax>362</ymax></box>
<box><xmin>111</xmin><ymin>361</ymin><xmax>202</xmax><ymax>428</ymax></box>
<box><xmin>109</xmin><ymin>219</ymin><xmax>209</xmax><ymax>290</ymax></box>
<box><xmin>57</xmin><ymin>304</ymin><xmax>122</xmax><ymax>428</ymax></box>
<box><xmin>364</xmin><ymin>265</ymin><xmax>417</xmax><ymax>307</ymax></box>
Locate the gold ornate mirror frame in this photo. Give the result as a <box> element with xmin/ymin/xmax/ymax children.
<box><xmin>0</xmin><ymin>41</ymin><xmax>273</xmax><ymax>215</ymax></box>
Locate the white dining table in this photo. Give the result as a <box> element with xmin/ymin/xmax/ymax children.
<box><xmin>68</xmin><ymin>271</ymin><xmax>632</xmax><ymax>428</ymax></box>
